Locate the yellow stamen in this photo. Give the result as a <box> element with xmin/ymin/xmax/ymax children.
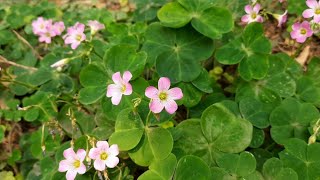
<box><xmin>100</xmin><ymin>152</ymin><xmax>108</xmax><ymax>160</ymax></box>
<box><xmin>76</xmin><ymin>34</ymin><xmax>82</xmax><ymax>41</ymax></box>
<box><xmin>251</xmin><ymin>13</ymin><xmax>257</xmax><ymax>19</ymax></box>
<box><xmin>73</xmin><ymin>160</ymin><xmax>81</xmax><ymax>168</ymax></box>
<box><xmin>315</xmin><ymin>9</ymin><xmax>320</xmax><ymax>14</ymax></box>
<box><xmin>121</xmin><ymin>85</ymin><xmax>126</xmax><ymax>93</ymax></box>
<box><xmin>300</xmin><ymin>28</ymin><xmax>307</xmax><ymax>35</ymax></box>
<box><xmin>159</xmin><ymin>92</ymin><xmax>168</xmax><ymax>101</ymax></box>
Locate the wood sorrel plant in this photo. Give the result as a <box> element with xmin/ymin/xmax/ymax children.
<box><xmin>1</xmin><ymin>0</ymin><xmax>320</xmax><ymax>180</ymax></box>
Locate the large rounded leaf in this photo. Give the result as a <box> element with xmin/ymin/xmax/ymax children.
<box><xmin>157</xmin><ymin>2</ymin><xmax>191</xmax><ymax>28</ymax></box>
<box><xmin>108</xmin><ymin>109</ymin><xmax>145</xmax><ymax>151</ymax></box>
<box><xmin>142</xmin><ymin>23</ymin><xmax>214</xmax><ymax>82</ymax></box>
<box><xmin>174</xmin><ymin>155</ymin><xmax>211</xmax><ymax>180</ymax></box>
<box><xmin>262</xmin><ymin>158</ymin><xmax>298</xmax><ymax>180</ymax></box>
<box><xmin>270</xmin><ymin>98</ymin><xmax>320</xmax><ymax>144</ymax></box>
<box><xmin>201</xmin><ymin>102</ymin><xmax>253</xmax><ymax>153</ymax></box>
<box><xmin>129</xmin><ymin>127</ymin><xmax>173</xmax><ymax>166</ymax></box>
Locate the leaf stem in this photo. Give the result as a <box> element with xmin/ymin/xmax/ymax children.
<box><xmin>0</xmin><ymin>55</ymin><xmax>38</xmax><ymax>71</ymax></box>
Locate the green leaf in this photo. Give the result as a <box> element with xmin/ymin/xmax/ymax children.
<box><xmin>279</xmin><ymin>138</ymin><xmax>320</xmax><ymax>180</ymax></box>
<box><xmin>191</xmin><ymin>6</ymin><xmax>234</xmax><ymax>39</ymax></box>
<box><xmin>157</xmin><ymin>2</ymin><xmax>191</xmax><ymax>28</ymax></box>
<box><xmin>0</xmin><ymin>125</ymin><xmax>5</xmax><ymax>143</ymax></box>
<box><xmin>270</xmin><ymin>98</ymin><xmax>320</xmax><ymax>144</ymax></box>
<box><xmin>142</xmin><ymin>23</ymin><xmax>214</xmax><ymax>82</ymax></box>
<box><xmin>28</xmin><ymin>68</ymin><xmax>53</xmax><ymax>86</ymax></box>
<box><xmin>158</xmin><ymin>1</ymin><xmax>233</xmax><ymax>39</ymax></box>
<box><xmin>177</xmin><ymin>82</ymin><xmax>203</xmax><ymax>107</ymax></box>
<box><xmin>129</xmin><ymin>127</ymin><xmax>173</xmax><ymax>166</ymax></box>
<box><xmin>216</xmin><ymin>151</ymin><xmax>256</xmax><ymax>177</ymax></box>
<box><xmin>78</xmin><ymin>86</ymin><xmax>107</xmax><ymax>105</ymax></box>
<box><xmin>262</xmin><ymin>158</ymin><xmax>298</xmax><ymax>180</ymax></box>
<box><xmin>79</xmin><ymin>64</ymin><xmax>108</xmax><ymax>87</ymax></box>
<box><xmin>174</xmin><ymin>155</ymin><xmax>211</xmax><ymax>180</ymax></box>
<box><xmin>201</xmin><ymin>102</ymin><xmax>253</xmax><ymax>153</ymax></box>
<box><xmin>238</xmin><ymin>54</ymin><xmax>269</xmax><ymax>81</ymax></box>
<box><xmin>250</xmin><ymin>128</ymin><xmax>265</xmax><ymax>148</ymax></box>
<box><xmin>104</xmin><ymin>45</ymin><xmax>147</xmax><ymax>79</ymax></box>
<box><xmin>138</xmin><ymin>154</ymin><xmax>177</xmax><ymax>180</ymax></box>
<box><xmin>191</xmin><ymin>69</ymin><xmax>213</xmax><ymax>93</ymax></box>
<box><xmin>109</xmin><ymin>109</ymin><xmax>144</xmax><ymax>151</ymax></box>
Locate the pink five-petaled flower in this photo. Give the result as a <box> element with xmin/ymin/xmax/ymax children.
<box><xmin>63</xmin><ymin>22</ymin><xmax>86</xmax><ymax>50</ymax></box>
<box><xmin>241</xmin><ymin>4</ymin><xmax>264</xmax><ymax>24</ymax></box>
<box><xmin>58</xmin><ymin>148</ymin><xmax>86</xmax><ymax>180</ymax></box>
<box><xmin>87</xmin><ymin>20</ymin><xmax>105</xmax><ymax>35</ymax></box>
<box><xmin>290</xmin><ymin>21</ymin><xmax>313</xmax><ymax>43</ymax></box>
<box><xmin>32</xmin><ymin>17</ymin><xmax>52</xmax><ymax>35</ymax></box>
<box><xmin>303</xmin><ymin>0</ymin><xmax>320</xmax><ymax>23</ymax></box>
<box><xmin>89</xmin><ymin>141</ymin><xmax>119</xmax><ymax>171</ymax></box>
<box><xmin>145</xmin><ymin>77</ymin><xmax>183</xmax><ymax>114</ymax></box>
<box><xmin>53</xmin><ymin>21</ymin><xmax>65</xmax><ymax>35</ymax></box>
<box><xmin>107</xmin><ymin>71</ymin><xmax>133</xmax><ymax>105</ymax></box>
<box><xmin>274</xmin><ymin>10</ymin><xmax>288</xmax><ymax>27</ymax></box>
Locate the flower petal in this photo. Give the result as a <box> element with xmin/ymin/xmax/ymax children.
<box><xmin>112</xmin><ymin>72</ymin><xmax>122</xmax><ymax>84</ymax></box>
<box><xmin>97</xmin><ymin>141</ymin><xmax>109</xmax><ymax>151</ymax></box>
<box><xmin>71</xmin><ymin>42</ymin><xmax>80</xmax><ymax>49</ymax></box>
<box><xmin>145</xmin><ymin>86</ymin><xmax>159</xmax><ymax>99</ymax></box>
<box><xmin>77</xmin><ymin>163</ymin><xmax>86</xmax><ymax>174</ymax></box>
<box><xmin>164</xmin><ymin>100</ymin><xmax>178</xmax><ymax>114</ymax></box>
<box><xmin>306</xmin><ymin>0</ymin><xmax>318</xmax><ymax>8</ymax></box>
<box><xmin>111</xmin><ymin>93</ymin><xmax>122</xmax><ymax>105</ymax></box>
<box><xmin>66</xmin><ymin>170</ymin><xmax>77</xmax><ymax>180</ymax></box>
<box><xmin>94</xmin><ymin>159</ymin><xmax>106</xmax><ymax>171</ymax></box>
<box><xmin>107</xmin><ymin>84</ymin><xmax>120</xmax><ymax>97</ymax></box>
<box><xmin>241</xmin><ymin>15</ymin><xmax>250</xmax><ymax>23</ymax></box>
<box><xmin>63</xmin><ymin>148</ymin><xmax>76</xmax><ymax>159</ymax></box>
<box><xmin>158</xmin><ymin>77</ymin><xmax>171</xmax><ymax>91</ymax></box>
<box><xmin>168</xmin><ymin>87</ymin><xmax>183</xmax><ymax>100</ymax></box>
<box><xmin>108</xmin><ymin>144</ymin><xmax>119</xmax><ymax>156</ymax></box>
<box><xmin>253</xmin><ymin>3</ymin><xmax>261</xmax><ymax>13</ymax></box>
<box><xmin>122</xmin><ymin>71</ymin><xmax>132</xmax><ymax>83</ymax></box>
<box><xmin>149</xmin><ymin>99</ymin><xmax>164</xmax><ymax>113</ymax></box>
<box><xmin>76</xmin><ymin>149</ymin><xmax>86</xmax><ymax>161</ymax></box>
<box><xmin>314</xmin><ymin>14</ymin><xmax>320</xmax><ymax>23</ymax></box>
<box><xmin>244</xmin><ymin>5</ymin><xmax>252</xmax><ymax>14</ymax></box>
<box><xmin>58</xmin><ymin>160</ymin><xmax>71</xmax><ymax>172</ymax></box>
<box><xmin>105</xmin><ymin>156</ymin><xmax>119</xmax><ymax>168</ymax></box>
<box><xmin>124</xmin><ymin>83</ymin><xmax>132</xmax><ymax>95</ymax></box>
<box><xmin>89</xmin><ymin>147</ymin><xmax>100</xmax><ymax>159</ymax></box>
<box><xmin>302</xmin><ymin>9</ymin><xmax>315</xmax><ymax>18</ymax></box>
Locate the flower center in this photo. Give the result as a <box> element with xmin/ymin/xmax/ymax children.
<box><xmin>159</xmin><ymin>92</ymin><xmax>168</xmax><ymax>101</ymax></box>
<box><xmin>46</xmin><ymin>32</ymin><xmax>51</xmax><ymax>37</ymax></box>
<box><xmin>300</xmin><ymin>28</ymin><xmax>307</xmax><ymax>35</ymax></box>
<box><xmin>73</xmin><ymin>160</ymin><xmax>81</xmax><ymax>168</ymax></box>
<box><xmin>76</xmin><ymin>34</ymin><xmax>82</xmax><ymax>41</ymax></box>
<box><xmin>315</xmin><ymin>9</ymin><xmax>320</xmax><ymax>14</ymax></box>
<box><xmin>121</xmin><ymin>85</ymin><xmax>126</xmax><ymax>93</ymax></box>
<box><xmin>100</xmin><ymin>152</ymin><xmax>108</xmax><ymax>160</ymax></box>
<box><xmin>251</xmin><ymin>13</ymin><xmax>257</xmax><ymax>19</ymax></box>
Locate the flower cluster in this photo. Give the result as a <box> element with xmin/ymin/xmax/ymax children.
<box><xmin>241</xmin><ymin>1</ymin><xmax>287</xmax><ymax>27</ymax></box>
<box><xmin>32</xmin><ymin>18</ymin><xmax>105</xmax><ymax>49</ymax></box>
<box><xmin>289</xmin><ymin>0</ymin><xmax>320</xmax><ymax>43</ymax></box>
<box><xmin>32</xmin><ymin>17</ymin><xmax>65</xmax><ymax>44</ymax></box>
<box><xmin>107</xmin><ymin>72</ymin><xmax>183</xmax><ymax>114</ymax></box>
<box><xmin>58</xmin><ymin>141</ymin><xmax>119</xmax><ymax>180</ymax></box>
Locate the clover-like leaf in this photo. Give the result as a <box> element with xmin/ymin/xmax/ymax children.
<box><xmin>215</xmin><ymin>23</ymin><xmax>271</xmax><ymax>81</ymax></box>
<box><xmin>104</xmin><ymin>44</ymin><xmax>147</xmax><ymax>79</ymax></box>
<box><xmin>138</xmin><ymin>154</ymin><xmax>177</xmax><ymax>180</ymax></box>
<box><xmin>129</xmin><ymin>127</ymin><xmax>173</xmax><ymax>166</ymax></box>
<box><xmin>270</xmin><ymin>98</ymin><xmax>320</xmax><ymax>144</ymax></box>
<box><xmin>142</xmin><ymin>23</ymin><xmax>214</xmax><ymax>83</ymax></box>
<box><xmin>279</xmin><ymin>138</ymin><xmax>320</xmax><ymax>180</ymax></box>
<box><xmin>109</xmin><ymin>108</ymin><xmax>145</xmax><ymax>151</ymax></box>
<box><xmin>216</xmin><ymin>152</ymin><xmax>256</xmax><ymax>178</ymax></box>
<box><xmin>262</xmin><ymin>158</ymin><xmax>298</xmax><ymax>180</ymax></box>
<box><xmin>158</xmin><ymin>0</ymin><xmax>234</xmax><ymax>39</ymax></box>
<box><xmin>174</xmin><ymin>155</ymin><xmax>211</xmax><ymax>180</ymax></box>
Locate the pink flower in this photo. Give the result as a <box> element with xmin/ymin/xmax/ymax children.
<box><xmin>290</xmin><ymin>21</ymin><xmax>313</xmax><ymax>43</ymax></box>
<box><xmin>32</xmin><ymin>17</ymin><xmax>52</xmax><ymax>35</ymax></box>
<box><xmin>279</xmin><ymin>0</ymin><xmax>285</xmax><ymax>3</ymax></box>
<box><xmin>106</xmin><ymin>71</ymin><xmax>133</xmax><ymax>105</ymax></box>
<box><xmin>63</xmin><ymin>22</ymin><xmax>86</xmax><ymax>49</ymax></box>
<box><xmin>274</xmin><ymin>10</ymin><xmax>288</xmax><ymax>27</ymax></box>
<box><xmin>145</xmin><ymin>77</ymin><xmax>183</xmax><ymax>114</ymax></box>
<box><xmin>303</xmin><ymin>0</ymin><xmax>320</xmax><ymax>23</ymax></box>
<box><xmin>241</xmin><ymin>4</ymin><xmax>264</xmax><ymax>24</ymax></box>
<box><xmin>89</xmin><ymin>141</ymin><xmax>119</xmax><ymax>171</ymax></box>
<box><xmin>87</xmin><ymin>20</ymin><xmax>105</xmax><ymax>34</ymax></box>
<box><xmin>38</xmin><ymin>24</ymin><xmax>56</xmax><ymax>44</ymax></box>
<box><xmin>53</xmin><ymin>21</ymin><xmax>65</xmax><ymax>35</ymax></box>
<box><xmin>58</xmin><ymin>148</ymin><xmax>86</xmax><ymax>180</ymax></box>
